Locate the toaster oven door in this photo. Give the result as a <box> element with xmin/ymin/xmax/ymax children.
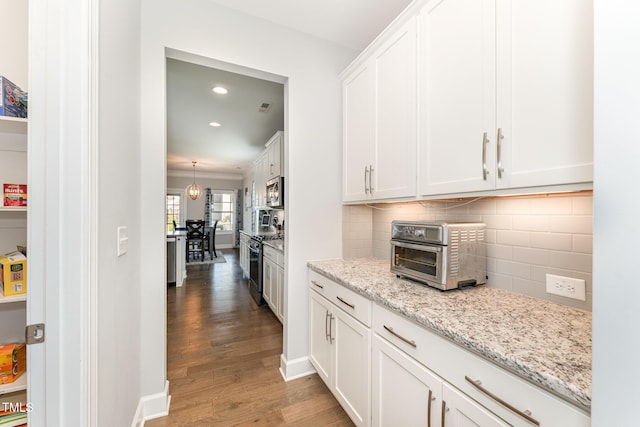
<box><xmin>391</xmin><ymin>240</ymin><xmax>444</xmax><ymax>285</ymax></box>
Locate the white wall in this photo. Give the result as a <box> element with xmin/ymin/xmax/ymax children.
<box><xmin>96</xmin><ymin>0</ymin><xmax>144</xmax><ymax>424</ymax></box>
<box><xmin>140</xmin><ymin>0</ymin><xmax>355</xmax><ymax>390</ymax></box>
<box><xmin>0</xmin><ymin>0</ymin><xmax>27</xmax><ymax>90</ymax></box>
<box><xmin>592</xmin><ymin>1</ymin><xmax>640</xmax><ymax>423</ymax></box>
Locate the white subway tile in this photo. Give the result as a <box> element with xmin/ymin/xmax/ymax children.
<box><xmin>354</xmin><ymin>247</ymin><xmax>374</xmax><ymax>258</ymax></box>
<box><xmin>512</xmin><ymin>247</ymin><xmax>552</xmax><ymax>266</ymax></box>
<box><xmin>481</xmin><ymin>215</ymin><xmax>512</xmax><ymax>230</ymax></box>
<box><xmin>572</xmin><ymin>234</ymin><xmax>593</xmax><ymax>254</ymax></box>
<box><xmin>496</xmin><ymin>230</ymin><xmax>530</xmax><ymax>247</ymax></box>
<box><xmin>530</xmin><ymin>232</ymin><xmax>573</xmax><ymax>251</ymax></box>
<box><xmin>546</xmin><ymin>216</ymin><xmax>593</xmax><ymax>234</ymax></box>
<box><xmin>486</xmin><ymin>258</ymin><xmax>497</xmax><ymax>273</ymax></box>
<box><xmin>512</xmin><ymin>215</ymin><xmax>549</xmax><ymax>232</ymax></box>
<box><xmin>546</xmin><ymin>251</ymin><xmax>593</xmax><ymax>273</ymax></box>
<box><xmin>530</xmin><ymin>196</ymin><xmax>573</xmax><ymax>215</ymax></box>
<box><xmin>468</xmin><ymin>198</ymin><xmax>497</xmax><ymax>215</ymax></box>
<box><xmin>512</xmin><ymin>278</ymin><xmax>548</xmax><ymax>300</ymax></box>
<box><xmin>486</xmin><ymin>273</ymin><xmax>513</xmax><ymax>291</ymax></box>
<box><xmin>486</xmin><ymin>243</ymin><xmax>513</xmax><ymax>261</ymax></box>
<box><xmin>572</xmin><ymin>195</ymin><xmax>593</xmax><ymax>215</ymax></box>
<box><xmin>496</xmin><ymin>260</ymin><xmax>531</xmax><ymax>279</ymax></box>
<box><xmin>496</xmin><ymin>197</ymin><xmax>531</xmax><ymax>214</ymax></box>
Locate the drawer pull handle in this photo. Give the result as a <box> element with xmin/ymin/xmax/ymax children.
<box><xmin>336</xmin><ymin>296</ymin><xmax>355</xmax><ymax>309</ymax></box>
<box><xmin>311</xmin><ymin>280</ymin><xmax>324</xmax><ymax>289</ymax></box>
<box><xmin>465</xmin><ymin>376</ymin><xmax>540</xmax><ymax>426</ymax></box>
<box><xmin>325</xmin><ymin>310</ymin><xmax>331</xmax><ymax>341</ymax></box>
<box><xmin>383</xmin><ymin>325</ymin><xmax>417</xmax><ymax>348</ymax></box>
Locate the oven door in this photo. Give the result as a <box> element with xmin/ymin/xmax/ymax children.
<box><xmin>391</xmin><ymin>240</ymin><xmax>445</xmax><ymax>286</ymax></box>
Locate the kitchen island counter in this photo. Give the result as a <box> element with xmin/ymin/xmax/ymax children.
<box><xmin>307</xmin><ymin>257</ymin><xmax>591</xmax><ymax>412</ymax></box>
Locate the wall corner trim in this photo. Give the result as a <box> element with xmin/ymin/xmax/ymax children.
<box><xmin>279</xmin><ymin>354</ymin><xmax>316</xmax><ymax>382</ymax></box>
<box><xmin>131</xmin><ymin>380</ymin><xmax>171</xmax><ymax>427</ymax></box>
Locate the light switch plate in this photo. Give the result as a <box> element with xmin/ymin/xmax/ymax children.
<box><xmin>545</xmin><ymin>274</ymin><xmax>586</xmax><ymax>301</ymax></box>
<box><xmin>117</xmin><ymin>226</ymin><xmax>128</xmax><ymax>257</ymax></box>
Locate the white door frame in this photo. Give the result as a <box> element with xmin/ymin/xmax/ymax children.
<box><xmin>28</xmin><ymin>0</ymin><xmax>97</xmax><ymax>425</ymax></box>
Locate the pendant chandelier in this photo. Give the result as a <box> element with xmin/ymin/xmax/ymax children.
<box><xmin>186</xmin><ymin>161</ymin><xmax>202</xmax><ymax>200</ymax></box>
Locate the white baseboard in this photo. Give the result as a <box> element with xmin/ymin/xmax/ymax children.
<box><xmin>131</xmin><ymin>380</ymin><xmax>171</xmax><ymax>427</ymax></box>
<box><xmin>279</xmin><ymin>353</ymin><xmax>316</xmax><ymax>381</ymax></box>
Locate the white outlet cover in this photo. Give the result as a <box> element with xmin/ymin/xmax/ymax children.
<box><xmin>545</xmin><ymin>274</ymin><xmax>586</xmax><ymax>301</ymax></box>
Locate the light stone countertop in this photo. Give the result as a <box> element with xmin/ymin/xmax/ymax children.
<box><xmin>307</xmin><ymin>257</ymin><xmax>592</xmax><ymax>411</ymax></box>
<box><xmin>262</xmin><ymin>239</ymin><xmax>284</xmax><ymax>252</ymax></box>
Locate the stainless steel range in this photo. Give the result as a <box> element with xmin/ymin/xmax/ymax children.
<box><xmin>248</xmin><ymin>233</ymin><xmax>284</xmax><ymax>305</ymax></box>
<box><xmin>390</xmin><ymin>221</ymin><xmax>487</xmax><ymax>291</ymax></box>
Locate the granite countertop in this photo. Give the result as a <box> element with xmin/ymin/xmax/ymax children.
<box><xmin>263</xmin><ymin>239</ymin><xmax>284</xmax><ymax>252</ymax></box>
<box><xmin>307</xmin><ymin>258</ymin><xmax>591</xmax><ymax>411</ymax></box>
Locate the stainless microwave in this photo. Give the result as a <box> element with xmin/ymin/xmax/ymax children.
<box><xmin>266</xmin><ymin>176</ymin><xmax>284</xmax><ymax>209</ymax></box>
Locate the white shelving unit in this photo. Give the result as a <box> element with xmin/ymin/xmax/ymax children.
<box><xmin>0</xmin><ymin>113</ymin><xmax>28</xmax><ymax>398</ymax></box>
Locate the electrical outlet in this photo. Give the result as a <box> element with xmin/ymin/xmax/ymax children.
<box><xmin>545</xmin><ymin>274</ymin><xmax>586</xmax><ymax>301</ymax></box>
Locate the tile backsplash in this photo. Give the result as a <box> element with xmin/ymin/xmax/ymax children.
<box><xmin>343</xmin><ymin>193</ymin><xmax>593</xmax><ymax>311</ymax></box>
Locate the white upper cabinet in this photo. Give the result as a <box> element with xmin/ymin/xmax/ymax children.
<box><xmin>265</xmin><ymin>130</ymin><xmax>283</xmax><ymax>180</ymax></box>
<box><xmin>418</xmin><ymin>0</ymin><xmax>593</xmax><ymax>196</ymax></box>
<box><xmin>418</xmin><ymin>0</ymin><xmax>496</xmax><ymax>195</ymax></box>
<box><xmin>495</xmin><ymin>0</ymin><xmax>593</xmax><ymax>189</ymax></box>
<box><xmin>343</xmin><ymin>18</ymin><xmax>417</xmax><ymax>202</ymax></box>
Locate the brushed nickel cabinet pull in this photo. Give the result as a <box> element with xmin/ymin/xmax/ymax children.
<box><xmin>329</xmin><ymin>314</ymin><xmax>335</xmax><ymax>343</ymax></box>
<box><xmin>441</xmin><ymin>400</ymin><xmax>447</xmax><ymax>427</ymax></box>
<box><xmin>383</xmin><ymin>325</ymin><xmax>417</xmax><ymax>348</ymax></box>
<box><xmin>427</xmin><ymin>389</ymin><xmax>433</xmax><ymax>427</ymax></box>
<box><xmin>369</xmin><ymin>165</ymin><xmax>374</xmax><ymax>192</ymax></box>
<box><xmin>312</xmin><ymin>280</ymin><xmax>324</xmax><ymax>289</ymax></box>
<box><xmin>482</xmin><ymin>132</ymin><xmax>490</xmax><ymax>180</ymax></box>
<box><xmin>497</xmin><ymin>128</ymin><xmax>504</xmax><ymax>178</ymax></box>
<box><xmin>325</xmin><ymin>310</ymin><xmax>331</xmax><ymax>341</ymax></box>
<box><xmin>336</xmin><ymin>296</ymin><xmax>355</xmax><ymax>309</ymax></box>
<box><xmin>465</xmin><ymin>376</ymin><xmax>540</xmax><ymax>426</ymax></box>
<box><xmin>364</xmin><ymin>166</ymin><xmax>369</xmax><ymax>194</ymax></box>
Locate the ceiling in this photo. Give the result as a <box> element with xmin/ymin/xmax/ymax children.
<box><xmin>166</xmin><ymin>0</ymin><xmax>413</xmax><ymax>178</ymax></box>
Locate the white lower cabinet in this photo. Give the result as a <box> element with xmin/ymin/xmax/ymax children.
<box><xmin>442</xmin><ymin>382</ymin><xmax>510</xmax><ymax>427</ymax></box>
<box><xmin>310</xmin><ymin>269</ymin><xmax>590</xmax><ymax>427</ymax></box>
<box><xmin>372</xmin><ymin>335</ymin><xmax>442</xmax><ymax>427</ymax></box>
<box><xmin>309</xmin><ymin>273</ymin><xmax>371</xmax><ymax>427</ymax></box>
<box><xmin>239</xmin><ymin>233</ymin><xmax>250</xmax><ymax>277</ymax></box>
<box><xmin>263</xmin><ymin>245</ymin><xmax>284</xmax><ymax>323</ymax></box>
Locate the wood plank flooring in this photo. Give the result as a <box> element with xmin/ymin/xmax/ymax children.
<box><xmin>146</xmin><ymin>249</ymin><xmax>354</xmax><ymax>427</ymax></box>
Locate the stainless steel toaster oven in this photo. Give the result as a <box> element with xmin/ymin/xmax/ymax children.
<box><xmin>390</xmin><ymin>221</ymin><xmax>487</xmax><ymax>291</ymax></box>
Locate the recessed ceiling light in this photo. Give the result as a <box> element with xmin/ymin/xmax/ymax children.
<box><xmin>212</xmin><ymin>86</ymin><xmax>228</xmax><ymax>95</ymax></box>
<box><xmin>209</xmin><ymin>122</ymin><xmax>221</xmax><ymax>127</ymax></box>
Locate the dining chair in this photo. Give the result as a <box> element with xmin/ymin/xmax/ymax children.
<box><xmin>185</xmin><ymin>220</ymin><xmax>206</xmax><ymax>262</ymax></box>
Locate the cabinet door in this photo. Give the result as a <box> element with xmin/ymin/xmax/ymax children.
<box><xmin>442</xmin><ymin>382</ymin><xmax>510</xmax><ymax>427</ymax></box>
<box><xmin>372</xmin><ymin>18</ymin><xmax>417</xmax><ymax>200</ymax></box>
<box><xmin>418</xmin><ymin>0</ymin><xmax>496</xmax><ymax>196</ymax></box>
<box><xmin>267</xmin><ymin>133</ymin><xmax>282</xmax><ymax>179</ymax></box>
<box><xmin>263</xmin><ymin>259</ymin><xmax>274</xmax><ymax>308</ymax></box>
<box><xmin>333</xmin><ymin>308</ymin><xmax>371</xmax><ymax>427</ymax></box>
<box><xmin>276</xmin><ymin>265</ymin><xmax>285</xmax><ymax>323</ymax></box>
<box><xmin>495</xmin><ymin>0</ymin><xmax>593</xmax><ymax>189</ymax></box>
<box><xmin>343</xmin><ymin>62</ymin><xmax>374</xmax><ymax>202</ymax></box>
<box><xmin>372</xmin><ymin>335</ymin><xmax>442</xmax><ymax>427</ymax></box>
<box><xmin>309</xmin><ymin>290</ymin><xmax>333</xmax><ymax>386</ymax></box>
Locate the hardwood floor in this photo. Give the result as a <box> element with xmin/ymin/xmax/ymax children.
<box><xmin>146</xmin><ymin>249</ymin><xmax>354</xmax><ymax>427</ymax></box>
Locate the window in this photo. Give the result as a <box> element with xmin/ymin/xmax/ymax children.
<box><xmin>209</xmin><ymin>191</ymin><xmax>234</xmax><ymax>232</ymax></box>
<box><xmin>166</xmin><ymin>194</ymin><xmax>181</xmax><ymax>232</ymax></box>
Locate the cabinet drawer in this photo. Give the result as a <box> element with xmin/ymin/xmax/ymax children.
<box><xmin>373</xmin><ymin>304</ymin><xmax>590</xmax><ymax>426</ymax></box>
<box><xmin>309</xmin><ymin>270</ymin><xmax>372</xmax><ymax>327</ymax></box>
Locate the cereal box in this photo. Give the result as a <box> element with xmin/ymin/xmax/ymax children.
<box><xmin>0</xmin><ymin>252</ymin><xmax>26</xmax><ymax>296</ymax></box>
<box><xmin>0</xmin><ymin>76</ymin><xmax>27</xmax><ymax>118</ymax></box>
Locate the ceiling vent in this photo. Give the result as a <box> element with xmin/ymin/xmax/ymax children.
<box><xmin>258</xmin><ymin>102</ymin><xmax>272</xmax><ymax>113</ymax></box>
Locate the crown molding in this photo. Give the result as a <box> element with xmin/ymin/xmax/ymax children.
<box><xmin>167</xmin><ymin>169</ymin><xmax>244</xmax><ymax>181</ymax></box>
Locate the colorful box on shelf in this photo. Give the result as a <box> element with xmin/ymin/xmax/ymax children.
<box><xmin>0</xmin><ymin>343</ymin><xmax>25</xmax><ymax>384</ymax></box>
<box><xmin>3</xmin><ymin>184</ymin><xmax>27</xmax><ymax>207</ymax></box>
<box><xmin>0</xmin><ymin>76</ymin><xmax>27</xmax><ymax>118</ymax></box>
<box><xmin>0</xmin><ymin>252</ymin><xmax>26</xmax><ymax>296</ymax></box>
